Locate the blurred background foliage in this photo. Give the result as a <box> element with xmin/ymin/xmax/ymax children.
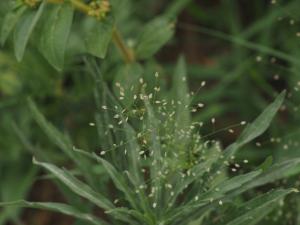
<box><xmin>1</xmin><ymin>0</ymin><xmax>300</xmax><ymax>224</ymax></box>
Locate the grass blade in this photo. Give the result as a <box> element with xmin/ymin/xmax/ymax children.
<box><xmin>33</xmin><ymin>158</ymin><xmax>114</xmax><ymax>210</ymax></box>
<box><xmin>225</xmin><ymin>90</ymin><xmax>285</xmax><ymax>158</ymax></box>
<box><xmin>38</xmin><ymin>2</ymin><xmax>74</xmax><ymax>70</ymax></box>
<box><xmin>224</xmin><ymin>189</ymin><xmax>297</xmax><ymax>225</ymax></box>
<box><xmin>14</xmin><ymin>1</ymin><xmax>46</xmax><ymax>61</ymax></box>
<box><xmin>0</xmin><ymin>200</ymin><xmax>106</xmax><ymax>225</ymax></box>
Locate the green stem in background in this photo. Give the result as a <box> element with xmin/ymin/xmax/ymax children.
<box><xmin>112</xmin><ymin>28</ymin><xmax>135</xmax><ymax>63</ymax></box>
<box><xmin>69</xmin><ymin>0</ymin><xmax>91</xmax><ymax>13</ymax></box>
<box><xmin>47</xmin><ymin>0</ymin><xmax>135</xmax><ymax>63</ymax></box>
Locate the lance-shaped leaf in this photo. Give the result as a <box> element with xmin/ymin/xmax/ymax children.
<box><xmin>33</xmin><ymin>158</ymin><xmax>114</xmax><ymax>210</ymax></box>
<box><xmin>123</xmin><ymin>123</ymin><xmax>142</xmax><ymax>185</ymax></box>
<box><xmin>237</xmin><ymin>91</ymin><xmax>286</xmax><ymax>146</ymax></box>
<box><xmin>27</xmin><ymin>98</ymin><xmax>97</xmax><ymax>187</ymax></box>
<box><xmin>38</xmin><ymin>2</ymin><xmax>74</xmax><ymax>70</ymax></box>
<box><xmin>165</xmin><ymin>170</ymin><xmax>262</xmax><ymax>223</ymax></box>
<box><xmin>224</xmin><ymin>90</ymin><xmax>285</xmax><ymax>158</ymax></box>
<box><xmin>72</xmin><ymin>149</ymin><xmax>139</xmax><ymax>211</ymax></box>
<box><xmin>223</xmin><ymin>189</ymin><xmax>297</xmax><ymax>225</ymax></box>
<box><xmin>0</xmin><ymin>200</ymin><xmax>106</xmax><ymax>225</ymax></box>
<box><xmin>143</xmin><ymin>90</ymin><xmax>163</xmax><ymax>209</ymax></box>
<box><xmin>14</xmin><ymin>1</ymin><xmax>46</xmax><ymax>61</ymax></box>
<box><xmin>85</xmin><ymin>17</ymin><xmax>113</xmax><ymax>58</ymax></box>
<box><xmin>169</xmin><ymin>159</ymin><xmax>215</xmax><ymax>206</ymax></box>
<box><xmin>106</xmin><ymin>207</ymin><xmax>152</xmax><ymax>225</ymax></box>
<box><xmin>173</xmin><ymin>56</ymin><xmax>190</xmax><ymax>131</ymax></box>
<box><xmin>1</xmin><ymin>5</ymin><xmax>27</xmax><ymax>46</ymax></box>
<box><xmin>198</xmin><ymin>170</ymin><xmax>262</xmax><ymax>201</ymax></box>
<box><xmin>135</xmin><ymin>17</ymin><xmax>174</xmax><ymax>59</ymax></box>
<box><xmin>232</xmin><ymin>158</ymin><xmax>300</xmax><ymax>195</ymax></box>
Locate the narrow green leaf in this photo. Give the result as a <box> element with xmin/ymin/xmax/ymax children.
<box><xmin>164</xmin><ymin>0</ymin><xmax>193</xmax><ymax>20</ymax></box>
<box><xmin>239</xmin><ymin>158</ymin><xmax>300</xmax><ymax>192</ymax></box>
<box><xmin>258</xmin><ymin>155</ymin><xmax>273</xmax><ymax>171</ymax></box>
<box><xmin>27</xmin><ymin>98</ymin><xmax>96</xmax><ymax>188</ymax></box>
<box><xmin>123</xmin><ymin>123</ymin><xmax>142</xmax><ymax>185</ymax></box>
<box><xmin>200</xmin><ymin>170</ymin><xmax>262</xmax><ymax>201</ymax></box>
<box><xmin>85</xmin><ymin>58</ymin><xmax>152</xmax><ymax>216</ymax></box>
<box><xmin>224</xmin><ymin>189</ymin><xmax>297</xmax><ymax>225</ymax></box>
<box><xmin>166</xmin><ymin>170</ymin><xmax>262</xmax><ymax>223</ymax></box>
<box><xmin>33</xmin><ymin>158</ymin><xmax>114</xmax><ymax>210</ymax></box>
<box><xmin>237</xmin><ymin>91</ymin><xmax>286</xmax><ymax>146</ymax></box>
<box><xmin>72</xmin><ymin>149</ymin><xmax>139</xmax><ymax>211</ymax></box>
<box><xmin>27</xmin><ymin>98</ymin><xmax>75</xmax><ymax>160</ymax></box>
<box><xmin>1</xmin><ymin>5</ymin><xmax>27</xmax><ymax>46</ymax></box>
<box><xmin>0</xmin><ymin>165</ymin><xmax>37</xmax><ymax>224</ymax></box>
<box><xmin>38</xmin><ymin>3</ymin><xmax>74</xmax><ymax>70</ymax></box>
<box><xmin>173</xmin><ymin>56</ymin><xmax>190</xmax><ymax>130</ymax></box>
<box><xmin>85</xmin><ymin>17</ymin><xmax>113</xmax><ymax>58</ymax></box>
<box><xmin>85</xmin><ymin>58</ymin><xmax>124</xmax><ymax>163</ymax></box>
<box><xmin>0</xmin><ymin>200</ymin><xmax>106</xmax><ymax>225</ymax></box>
<box><xmin>169</xmin><ymin>159</ymin><xmax>215</xmax><ymax>205</ymax></box>
<box><xmin>225</xmin><ymin>90</ymin><xmax>285</xmax><ymax>158</ymax></box>
<box><xmin>14</xmin><ymin>1</ymin><xmax>46</xmax><ymax>61</ymax></box>
<box><xmin>99</xmin><ymin>157</ymin><xmax>139</xmax><ymax>210</ymax></box>
<box><xmin>143</xmin><ymin>90</ymin><xmax>162</xmax><ymax>207</ymax></box>
<box><xmin>107</xmin><ymin>207</ymin><xmax>151</xmax><ymax>225</ymax></box>
<box><xmin>135</xmin><ymin>17</ymin><xmax>174</xmax><ymax>59</ymax></box>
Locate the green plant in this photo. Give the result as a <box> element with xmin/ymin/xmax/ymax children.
<box><xmin>0</xmin><ymin>0</ymin><xmax>181</xmax><ymax>68</ymax></box>
<box><xmin>0</xmin><ymin>0</ymin><xmax>183</xmax><ymax>223</ymax></box>
<box><xmin>1</xmin><ymin>0</ymin><xmax>300</xmax><ymax>224</ymax></box>
<box><xmin>1</xmin><ymin>58</ymin><xmax>299</xmax><ymax>225</ymax></box>
<box><xmin>175</xmin><ymin>2</ymin><xmax>300</xmax><ymax>222</ymax></box>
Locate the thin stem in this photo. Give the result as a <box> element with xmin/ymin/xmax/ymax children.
<box><xmin>112</xmin><ymin>28</ymin><xmax>135</xmax><ymax>63</ymax></box>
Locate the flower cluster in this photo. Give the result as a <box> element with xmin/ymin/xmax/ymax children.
<box><xmin>88</xmin><ymin>0</ymin><xmax>110</xmax><ymax>20</ymax></box>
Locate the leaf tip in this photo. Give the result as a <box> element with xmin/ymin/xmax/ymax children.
<box><xmin>32</xmin><ymin>157</ymin><xmax>39</xmax><ymax>165</ymax></box>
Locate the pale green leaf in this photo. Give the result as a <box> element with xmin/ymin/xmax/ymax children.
<box><xmin>123</xmin><ymin>123</ymin><xmax>142</xmax><ymax>185</ymax></box>
<box><xmin>14</xmin><ymin>1</ymin><xmax>46</xmax><ymax>61</ymax></box>
<box><xmin>173</xmin><ymin>56</ymin><xmax>190</xmax><ymax>130</ymax></box>
<box><xmin>27</xmin><ymin>98</ymin><xmax>75</xmax><ymax>160</ymax></box>
<box><xmin>200</xmin><ymin>170</ymin><xmax>262</xmax><ymax>201</ymax></box>
<box><xmin>224</xmin><ymin>90</ymin><xmax>286</xmax><ymax>158</ymax></box>
<box><xmin>143</xmin><ymin>90</ymin><xmax>162</xmax><ymax>207</ymax></box>
<box><xmin>166</xmin><ymin>170</ymin><xmax>262</xmax><ymax>223</ymax></box>
<box><xmin>27</xmin><ymin>98</ymin><xmax>97</xmax><ymax>187</ymax></box>
<box><xmin>135</xmin><ymin>17</ymin><xmax>174</xmax><ymax>59</ymax></box>
<box><xmin>33</xmin><ymin>158</ymin><xmax>114</xmax><ymax>210</ymax></box>
<box><xmin>257</xmin><ymin>155</ymin><xmax>273</xmax><ymax>171</ymax></box>
<box><xmin>38</xmin><ymin>3</ymin><xmax>74</xmax><ymax>70</ymax></box>
<box><xmin>0</xmin><ymin>200</ymin><xmax>105</xmax><ymax>225</ymax></box>
<box><xmin>224</xmin><ymin>189</ymin><xmax>297</xmax><ymax>225</ymax></box>
<box><xmin>106</xmin><ymin>207</ymin><xmax>151</xmax><ymax>225</ymax></box>
<box><xmin>85</xmin><ymin>18</ymin><xmax>113</xmax><ymax>58</ymax></box>
<box><xmin>168</xmin><ymin>159</ymin><xmax>215</xmax><ymax>206</ymax></box>
<box><xmin>238</xmin><ymin>158</ymin><xmax>300</xmax><ymax>192</ymax></box>
<box><xmin>72</xmin><ymin>149</ymin><xmax>139</xmax><ymax>211</ymax></box>
<box><xmin>237</xmin><ymin>90</ymin><xmax>286</xmax><ymax>146</ymax></box>
<box><xmin>1</xmin><ymin>5</ymin><xmax>27</xmax><ymax>46</ymax></box>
